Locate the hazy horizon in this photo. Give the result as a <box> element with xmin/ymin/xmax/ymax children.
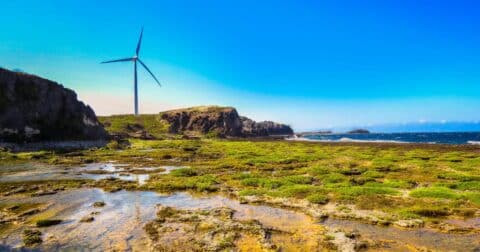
<box><xmin>2</xmin><ymin>1</ymin><xmax>480</xmax><ymax>131</ymax></box>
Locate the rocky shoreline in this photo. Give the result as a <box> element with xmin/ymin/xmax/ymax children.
<box><xmin>0</xmin><ymin>140</ymin><xmax>108</xmax><ymax>152</ymax></box>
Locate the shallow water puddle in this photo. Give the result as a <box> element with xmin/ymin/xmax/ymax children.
<box><xmin>0</xmin><ymin>189</ymin><xmax>322</xmax><ymax>251</ymax></box>
<box><xmin>1</xmin><ymin>188</ymin><xmax>479</xmax><ymax>251</ymax></box>
<box><xmin>0</xmin><ymin>163</ymin><xmax>69</xmax><ymax>182</ymax></box>
<box><xmin>322</xmin><ymin>218</ymin><xmax>480</xmax><ymax>251</ymax></box>
<box><xmin>0</xmin><ymin>163</ymin><xmax>183</xmax><ymax>185</ymax></box>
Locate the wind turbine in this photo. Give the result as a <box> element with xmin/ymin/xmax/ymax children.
<box><xmin>101</xmin><ymin>27</ymin><xmax>161</xmax><ymax>116</ymax></box>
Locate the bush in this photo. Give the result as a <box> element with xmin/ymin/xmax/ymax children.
<box><xmin>240</xmin><ymin>177</ymin><xmax>283</xmax><ymax>189</ymax></box>
<box><xmin>362</xmin><ymin>170</ymin><xmax>384</xmax><ymax>179</ymax></box>
<box><xmin>23</xmin><ymin>229</ymin><xmax>42</xmax><ymax>246</ymax></box>
<box><xmin>409</xmin><ymin>187</ymin><xmax>459</xmax><ymax>200</ymax></box>
<box><xmin>306</xmin><ymin>194</ymin><xmax>329</xmax><ymax>204</ymax></box>
<box><xmin>171</xmin><ymin>168</ymin><xmax>198</xmax><ymax>177</ymax></box>
<box><xmin>409</xmin><ymin>207</ymin><xmax>449</xmax><ymax>217</ymax></box>
<box><xmin>451</xmin><ymin>181</ymin><xmax>480</xmax><ymax>191</ymax></box>
<box><xmin>282</xmin><ymin>175</ymin><xmax>313</xmax><ymax>185</ymax></box>
<box><xmin>239</xmin><ymin>189</ymin><xmax>269</xmax><ymax>196</ymax></box>
<box><xmin>309</xmin><ymin>166</ymin><xmax>329</xmax><ymax>176</ymax></box>
<box><xmin>334</xmin><ymin>186</ymin><xmax>398</xmax><ymax>199</ymax></box>
<box><xmin>274</xmin><ymin>185</ymin><xmax>317</xmax><ymax>198</ymax></box>
<box><xmin>321</xmin><ymin>173</ymin><xmax>347</xmax><ymax>184</ymax></box>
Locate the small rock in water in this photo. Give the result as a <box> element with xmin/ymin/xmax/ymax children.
<box><xmin>22</xmin><ymin>229</ymin><xmax>42</xmax><ymax>247</ymax></box>
<box><xmin>36</xmin><ymin>219</ymin><xmax>62</xmax><ymax>227</ymax></box>
<box><xmin>19</xmin><ymin>208</ymin><xmax>41</xmax><ymax>217</ymax></box>
<box><xmin>93</xmin><ymin>201</ymin><xmax>106</xmax><ymax>207</ymax></box>
<box><xmin>6</xmin><ymin>205</ymin><xmax>20</xmax><ymax>211</ymax></box>
<box><xmin>80</xmin><ymin>216</ymin><xmax>94</xmax><ymax>222</ymax></box>
<box><xmin>4</xmin><ymin>186</ymin><xmax>26</xmax><ymax>196</ymax></box>
<box><xmin>344</xmin><ymin>229</ymin><xmax>360</xmax><ymax>239</ymax></box>
<box><xmin>393</xmin><ymin>219</ymin><xmax>424</xmax><ymax>228</ymax></box>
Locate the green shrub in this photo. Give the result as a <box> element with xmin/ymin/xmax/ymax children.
<box><xmin>240</xmin><ymin>177</ymin><xmax>283</xmax><ymax>189</ymax></box>
<box><xmin>306</xmin><ymin>193</ymin><xmax>329</xmax><ymax>204</ymax></box>
<box><xmin>282</xmin><ymin>175</ymin><xmax>313</xmax><ymax>185</ymax></box>
<box><xmin>409</xmin><ymin>207</ymin><xmax>449</xmax><ymax>217</ymax></box>
<box><xmin>450</xmin><ymin>181</ymin><xmax>480</xmax><ymax>191</ymax></box>
<box><xmin>273</xmin><ymin>185</ymin><xmax>317</xmax><ymax>198</ymax></box>
<box><xmin>23</xmin><ymin>229</ymin><xmax>42</xmax><ymax>246</ymax></box>
<box><xmin>334</xmin><ymin>186</ymin><xmax>398</xmax><ymax>199</ymax></box>
<box><xmin>409</xmin><ymin>187</ymin><xmax>459</xmax><ymax>200</ymax></box>
<box><xmin>239</xmin><ymin>189</ymin><xmax>268</xmax><ymax>196</ymax></box>
<box><xmin>321</xmin><ymin>173</ymin><xmax>347</xmax><ymax>184</ymax></box>
<box><xmin>171</xmin><ymin>168</ymin><xmax>198</xmax><ymax>177</ymax></box>
<box><xmin>309</xmin><ymin>166</ymin><xmax>329</xmax><ymax>176</ymax></box>
<box><xmin>362</xmin><ymin>170</ymin><xmax>384</xmax><ymax>179</ymax></box>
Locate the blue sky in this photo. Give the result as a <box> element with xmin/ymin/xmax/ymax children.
<box><xmin>2</xmin><ymin>0</ymin><xmax>480</xmax><ymax>131</ymax></box>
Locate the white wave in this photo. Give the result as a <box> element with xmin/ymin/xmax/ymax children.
<box><xmin>286</xmin><ymin>136</ymin><xmax>408</xmax><ymax>144</ymax></box>
<box><xmin>337</xmin><ymin>137</ymin><xmax>408</xmax><ymax>143</ymax></box>
<box><xmin>467</xmin><ymin>141</ymin><xmax>480</xmax><ymax>145</ymax></box>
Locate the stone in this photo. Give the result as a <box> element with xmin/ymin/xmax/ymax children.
<box><xmin>393</xmin><ymin>219</ymin><xmax>424</xmax><ymax>228</ymax></box>
<box><xmin>80</xmin><ymin>216</ymin><xmax>94</xmax><ymax>222</ymax></box>
<box><xmin>93</xmin><ymin>201</ymin><xmax>106</xmax><ymax>207</ymax></box>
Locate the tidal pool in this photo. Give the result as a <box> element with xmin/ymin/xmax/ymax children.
<box><xmin>322</xmin><ymin>218</ymin><xmax>480</xmax><ymax>251</ymax></box>
<box><xmin>0</xmin><ymin>189</ymin><xmax>323</xmax><ymax>251</ymax></box>
<box><xmin>1</xmin><ymin>188</ymin><xmax>479</xmax><ymax>251</ymax></box>
<box><xmin>0</xmin><ymin>163</ymin><xmax>183</xmax><ymax>185</ymax></box>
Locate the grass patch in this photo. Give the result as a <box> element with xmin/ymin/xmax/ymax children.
<box><xmin>171</xmin><ymin>168</ymin><xmax>198</xmax><ymax>177</ymax></box>
<box><xmin>410</xmin><ymin>187</ymin><xmax>460</xmax><ymax>200</ymax></box>
<box><xmin>306</xmin><ymin>193</ymin><xmax>329</xmax><ymax>204</ymax></box>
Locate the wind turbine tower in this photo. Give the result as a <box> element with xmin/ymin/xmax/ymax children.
<box><xmin>101</xmin><ymin>27</ymin><xmax>161</xmax><ymax>115</ymax></box>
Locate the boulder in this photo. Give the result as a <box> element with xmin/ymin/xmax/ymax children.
<box><xmin>0</xmin><ymin>68</ymin><xmax>107</xmax><ymax>142</ymax></box>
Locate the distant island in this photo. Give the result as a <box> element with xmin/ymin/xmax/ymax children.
<box><xmin>347</xmin><ymin>129</ymin><xmax>370</xmax><ymax>134</ymax></box>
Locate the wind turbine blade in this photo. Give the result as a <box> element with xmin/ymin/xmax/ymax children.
<box><xmin>138</xmin><ymin>59</ymin><xmax>161</xmax><ymax>87</ymax></box>
<box><xmin>101</xmin><ymin>57</ymin><xmax>134</xmax><ymax>64</ymax></box>
<box><xmin>136</xmin><ymin>27</ymin><xmax>144</xmax><ymax>56</ymax></box>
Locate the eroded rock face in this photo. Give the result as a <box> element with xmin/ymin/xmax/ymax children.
<box><xmin>160</xmin><ymin>106</ymin><xmax>293</xmax><ymax>137</ymax></box>
<box><xmin>0</xmin><ymin>68</ymin><xmax>107</xmax><ymax>142</ymax></box>
<box><xmin>160</xmin><ymin>106</ymin><xmax>244</xmax><ymax>137</ymax></box>
<box><xmin>241</xmin><ymin>117</ymin><xmax>294</xmax><ymax>137</ymax></box>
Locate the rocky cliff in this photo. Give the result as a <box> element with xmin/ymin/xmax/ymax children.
<box><xmin>160</xmin><ymin>106</ymin><xmax>244</xmax><ymax>137</ymax></box>
<box><xmin>0</xmin><ymin>68</ymin><xmax>107</xmax><ymax>142</ymax></box>
<box><xmin>241</xmin><ymin>117</ymin><xmax>294</xmax><ymax>137</ymax></box>
<box><xmin>160</xmin><ymin>106</ymin><xmax>293</xmax><ymax>137</ymax></box>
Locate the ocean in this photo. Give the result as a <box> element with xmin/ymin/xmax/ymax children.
<box><xmin>294</xmin><ymin>132</ymin><xmax>480</xmax><ymax>145</ymax></box>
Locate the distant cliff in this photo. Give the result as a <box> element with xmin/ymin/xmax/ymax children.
<box><xmin>159</xmin><ymin>106</ymin><xmax>293</xmax><ymax>138</ymax></box>
<box><xmin>0</xmin><ymin>68</ymin><xmax>107</xmax><ymax>142</ymax></box>
<box><xmin>240</xmin><ymin>117</ymin><xmax>294</xmax><ymax>137</ymax></box>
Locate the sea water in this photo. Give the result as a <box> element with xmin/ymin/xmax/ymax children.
<box><xmin>297</xmin><ymin>132</ymin><xmax>480</xmax><ymax>145</ymax></box>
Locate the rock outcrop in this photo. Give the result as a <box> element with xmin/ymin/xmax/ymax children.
<box><xmin>160</xmin><ymin>106</ymin><xmax>293</xmax><ymax>137</ymax></box>
<box><xmin>160</xmin><ymin>106</ymin><xmax>244</xmax><ymax>137</ymax></box>
<box><xmin>0</xmin><ymin>68</ymin><xmax>107</xmax><ymax>142</ymax></box>
<box><xmin>241</xmin><ymin>117</ymin><xmax>294</xmax><ymax>137</ymax></box>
